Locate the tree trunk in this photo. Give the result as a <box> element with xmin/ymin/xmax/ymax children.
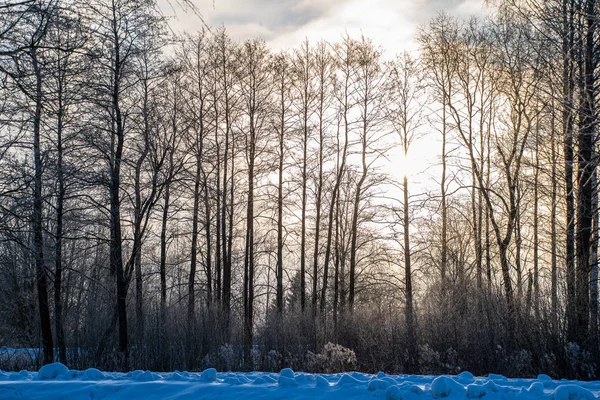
<box><xmin>441</xmin><ymin>93</ymin><xmax>448</xmax><ymax>288</ymax></box>
<box><xmin>54</xmin><ymin>67</ymin><xmax>67</xmax><ymax>365</ymax></box>
<box><xmin>276</xmin><ymin>68</ymin><xmax>286</xmax><ymax>314</ymax></box>
<box><xmin>300</xmin><ymin>112</ymin><xmax>308</xmax><ymax>312</ymax></box>
<box><xmin>221</xmin><ymin>42</ymin><xmax>233</xmax><ymax>335</ymax></box>
<box><xmin>202</xmin><ymin>162</ymin><xmax>212</xmax><ymax>307</ymax></box>
<box><xmin>590</xmin><ymin>166</ymin><xmax>598</xmax><ymax>354</ymax></box>
<box><xmin>109</xmin><ymin>36</ymin><xmax>128</xmax><ymax>367</ymax></box>
<box><xmin>312</xmin><ymin>120</ymin><xmax>324</xmax><ymax>318</ymax></box>
<box><xmin>321</xmin><ymin>100</ymin><xmax>349</xmax><ymax>312</ymax></box>
<box><xmin>574</xmin><ymin>0</ymin><xmax>597</xmax><ymax>346</ymax></box>
<box><xmin>188</xmin><ymin>153</ymin><xmax>202</xmax><ymax>331</ymax></box>
<box><xmin>563</xmin><ymin>0</ymin><xmax>577</xmax><ymax>344</ymax></box>
<box><xmin>32</xmin><ymin>48</ymin><xmax>54</xmax><ymax>365</ymax></box>
<box><xmin>349</xmin><ymin>111</ymin><xmax>368</xmax><ymax>311</ymax></box>
<box><xmin>159</xmin><ymin>183</ymin><xmax>170</xmax><ymax>320</ymax></box>
<box><xmin>214</xmin><ymin>125</ymin><xmax>220</xmax><ymax>308</ymax></box>
<box><xmin>533</xmin><ymin>114</ymin><xmax>540</xmax><ymax>317</ymax></box>
<box><xmin>403</xmin><ymin>173</ymin><xmax>418</xmax><ymax>372</ymax></box>
<box><xmin>551</xmin><ymin>100</ymin><xmax>559</xmax><ymax>322</ymax></box>
<box><xmin>243</xmin><ymin>137</ymin><xmax>255</xmax><ymax>364</ymax></box>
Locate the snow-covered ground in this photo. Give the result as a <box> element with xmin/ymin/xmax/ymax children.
<box><xmin>1</xmin><ymin>363</ymin><xmax>599</xmax><ymax>399</ymax></box>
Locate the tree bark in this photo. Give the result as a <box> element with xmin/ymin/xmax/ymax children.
<box><xmin>32</xmin><ymin>47</ymin><xmax>54</xmax><ymax>365</ymax></box>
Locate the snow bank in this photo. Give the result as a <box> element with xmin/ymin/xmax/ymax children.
<box><xmin>0</xmin><ymin>366</ymin><xmax>597</xmax><ymax>400</ymax></box>
<box><xmin>431</xmin><ymin>376</ymin><xmax>466</xmax><ymax>398</ymax></box>
<box><xmin>200</xmin><ymin>368</ymin><xmax>217</xmax><ymax>382</ymax></box>
<box><xmin>554</xmin><ymin>385</ymin><xmax>596</xmax><ymax>400</ymax></box>
<box><xmin>465</xmin><ymin>383</ymin><xmax>487</xmax><ymax>398</ymax></box>
<box><xmin>82</xmin><ymin>369</ymin><xmax>103</xmax><ymax>380</ymax></box>
<box><xmin>279</xmin><ymin>368</ymin><xmax>294</xmax><ymax>378</ymax></box>
<box><xmin>36</xmin><ymin>362</ymin><xmax>68</xmax><ymax>380</ymax></box>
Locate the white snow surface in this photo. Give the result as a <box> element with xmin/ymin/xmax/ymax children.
<box><xmin>0</xmin><ymin>363</ymin><xmax>599</xmax><ymax>399</ymax></box>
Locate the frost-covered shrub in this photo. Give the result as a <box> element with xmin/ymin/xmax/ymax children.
<box><xmin>507</xmin><ymin>349</ymin><xmax>533</xmax><ymax>377</ymax></box>
<box><xmin>418</xmin><ymin>344</ymin><xmax>441</xmax><ymax>374</ymax></box>
<box><xmin>310</xmin><ymin>343</ymin><xmax>357</xmax><ymax>373</ymax></box>
<box><xmin>218</xmin><ymin>344</ymin><xmax>237</xmax><ymax>372</ymax></box>
<box><xmin>567</xmin><ymin>343</ymin><xmax>596</xmax><ymax>379</ymax></box>
<box><xmin>265</xmin><ymin>350</ymin><xmax>282</xmax><ymax>372</ymax></box>
<box><xmin>0</xmin><ymin>347</ymin><xmax>40</xmax><ymax>371</ymax></box>
<box><xmin>251</xmin><ymin>346</ymin><xmax>261</xmax><ymax>371</ymax></box>
<box><xmin>418</xmin><ymin>344</ymin><xmax>460</xmax><ymax>375</ymax></box>
<box><xmin>442</xmin><ymin>347</ymin><xmax>460</xmax><ymax>374</ymax></box>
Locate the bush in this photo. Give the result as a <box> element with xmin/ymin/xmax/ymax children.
<box><xmin>309</xmin><ymin>342</ymin><xmax>357</xmax><ymax>373</ymax></box>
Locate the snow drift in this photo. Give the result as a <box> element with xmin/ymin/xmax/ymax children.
<box><xmin>0</xmin><ymin>363</ymin><xmax>599</xmax><ymax>399</ymax></box>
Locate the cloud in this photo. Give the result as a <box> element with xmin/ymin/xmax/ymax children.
<box><xmin>212</xmin><ymin>0</ymin><xmax>346</xmax><ymax>31</ymax></box>
<box><xmin>160</xmin><ymin>0</ymin><xmax>487</xmax><ymax>53</ymax></box>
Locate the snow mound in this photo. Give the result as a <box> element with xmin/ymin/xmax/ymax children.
<box><xmin>200</xmin><ymin>368</ymin><xmax>217</xmax><ymax>382</ymax></box>
<box><xmin>8</xmin><ymin>370</ymin><xmax>30</xmax><ymax>380</ymax></box>
<box><xmin>431</xmin><ymin>376</ymin><xmax>465</xmax><ymax>398</ymax></box>
<box><xmin>261</xmin><ymin>375</ymin><xmax>277</xmax><ymax>384</ymax></box>
<box><xmin>279</xmin><ymin>368</ymin><xmax>294</xmax><ymax>379</ymax></box>
<box><xmin>224</xmin><ymin>376</ymin><xmax>244</xmax><ymax>385</ymax></box>
<box><xmin>294</xmin><ymin>373</ymin><xmax>313</xmax><ymax>385</ymax></box>
<box><xmin>316</xmin><ymin>375</ymin><xmax>330</xmax><ymax>387</ymax></box>
<box><xmin>166</xmin><ymin>372</ymin><xmax>185</xmax><ymax>381</ymax></box>
<box><xmin>488</xmin><ymin>373</ymin><xmax>508</xmax><ymax>381</ymax></box>
<box><xmin>278</xmin><ymin>376</ymin><xmax>298</xmax><ymax>388</ymax></box>
<box><xmin>37</xmin><ymin>362</ymin><xmax>69</xmax><ymax>380</ymax></box>
<box><xmin>466</xmin><ymin>383</ymin><xmax>487</xmax><ymax>398</ymax></box>
<box><xmin>399</xmin><ymin>382</ymin><xmax>425</xmax><ymax>395</ymax></box>
<box><xmin>251</xmin><ymin>376</ymin><xmax>270</xmax><ymax>385</ymax></box>
<box><xmin>528</xmin><ymin>381</ymin><xmax>545</xmax><ymax>395</ymax></box>
<box><xmin>554</xmin><ymin>385</ymin><xmax>596</xmax><ymax>400</ymax></box>
<box><xmin>368</xmin><ymin>378</ymin><xmax>393</xmax><ymax>391</ymax></box>
<box><xmin>335</xmin><ymin>373</ymin><xmax>365</xmax><ymax>386</ymax></box>
<box><xmin>385</xmin><ymin>385</ymin><xmax>404</xmax><ymax>400</ymax></box>
<box><xmin>485</xmin><ymin>380</ymin><xmax>499</xmax><ymax>392</ymax></box>
<box><xmin>277</xmin><ymin>369</ymin><xmax>297</xmax><ymax>387</ymax></box>
<box><xmin>456</xmin><ymin>371</ymin><xmax>475</xmax><ymax>384</ymax></box>
<box><xmin>131</xmin><ymin>370</ymin><xmax>157</xmax><ymax>382</ymax></box>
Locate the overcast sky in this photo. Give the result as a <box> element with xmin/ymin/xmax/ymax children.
<box><xmin>158</xmin><ymin>0</ymin><xmax>490</xmax><ymax>182</ymax></box>
<box><xmin>161</xmin><ymin>0</ymin><xmax>488</xmax><ymax>55</ymax></box>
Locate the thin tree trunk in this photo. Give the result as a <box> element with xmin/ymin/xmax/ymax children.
<box><xmin>349</xmin><ymin>106</ymin><xmax>368</xmax><ymax>311</ymax></box>
<box><xmin>590</xmin><ymin>166</ymin><xmax>598</xmax><ymax>354</ymax></box>
<box><xmin>441</xmin><ymin>93</ymin><xmax>448</xmax><ymax>289</ymax></box>
<box><xmin>533</xmin><ymin>113</ymin><xmax>540</xmax><ymax>317</ymax></box>
<box><xmin>312</xmin><ymin>118</ymin><xmax>324</xmax><ymax>318</ymax></box>
<box><xmin>32</xmin><ymin>48</ymin><xmax>54</xmax><ymax>365</ymax></box>
<box><xmin>54</xmin><ymin>65</ymin><xmax>67</xmax><ymax>364</ymax></box>
<box><xmin>221</xmin><ymin>40</ymin><xmax>233</xmax><ymax>334</ymax></box>
<box><xmin>188</xmin><ymin>152</ymin><xmax>202</xmax><ymax>331</ymax></box>
<box><xmin>516</xmin><ymin>179</ymin><xmax>523</xmax><ymax>299</ymax></box>
<box><xmin>202</xmin><ymin>161</ymin><xmax>212</xmax><ymax>307</ymax></box>
<box><xmin>575</xmin><ymin>0</ymin><xmax>596</xmax><ymax>345</ymax></box>
<box><xmin>276</xmin><ymin>66</ymin><xmax>286</xmax><ymax>314</ymax></box>
<box><xmin>214</xmin><ymin>124</ymin><xmax>220</xmax><ymax>308</ymax></box>
<box><xmin>333</xmin><ymin>192</ymin><xmax>341</xmax><ymax>330</ymax></box>
<box><xmin>225</xmin><ymin>126</ymin><xmax>235</xmax><ymax>340</ymax></box>
<box><xmin>551</xmin><ymin>99</ymin><xmax>559</xmax><ymax>321</ymax></box>
<box><xmin>403</xmin><ymin>173</ymin><xmax>417</xmax><ymax>372</ymax></box>
<box><xmin>159</xmin><ymin>183</ymin><xmax>170</xmax><ymax>320</ymax></box>
<box><xmin>300</xmin><ymin>113</ymin><xmax>308</xmax><ymax>313</ymax></box>
<box><xmin>243</xmin><ymin>137</ymin><xmax>255</xmax><ymax>364</ymax></box>
<box><xmin>321</xmin><ymin>105</ymin><xmax>349</xmax><ymax>312</ymax></box>
<box><xmin>563</xmin><ymin>0</ymin><xmax>577</xmax><ymax>344</ymax></box>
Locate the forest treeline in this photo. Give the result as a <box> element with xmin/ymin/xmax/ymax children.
<box><xmin>0</xmin><ymin>0</ymin><xmax>599</xmax><ymax>379</ymax></box>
